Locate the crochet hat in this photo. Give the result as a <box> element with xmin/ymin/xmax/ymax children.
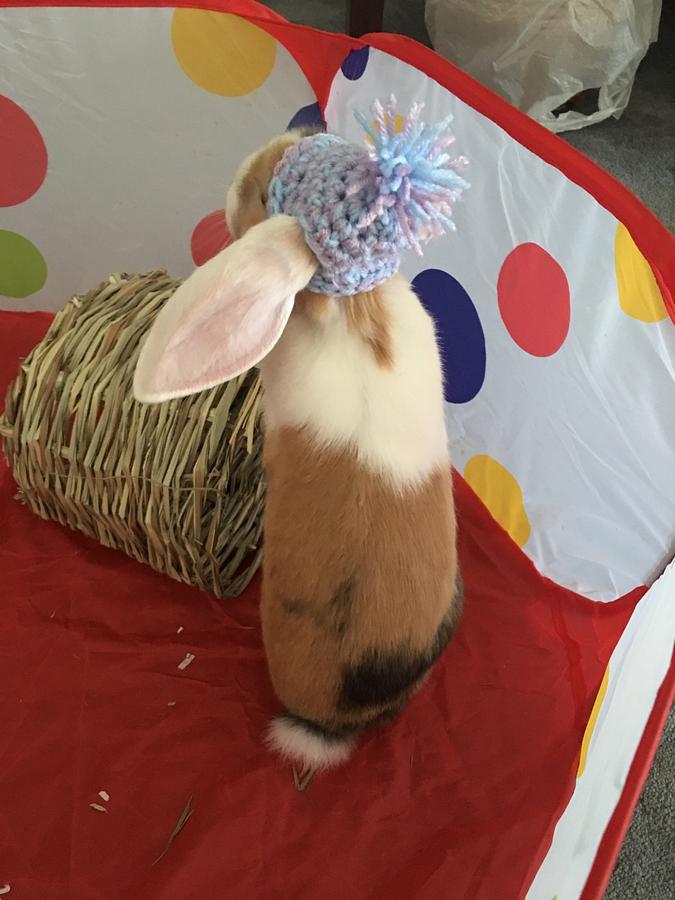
<box><xmin>134</xmin><ymin>98</ymin><xmax>469</xmax><ymax>404</ymax></box>
<box><xmin>268</xmin><ymin>98</ymin><xmax>469</xmax><ymax>296</ymax></box>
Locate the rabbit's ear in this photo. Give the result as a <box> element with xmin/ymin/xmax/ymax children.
<box><xmin>134</xmin><ymin>215</ymin><xmax>317</xmax><ymax>403</ymax></box>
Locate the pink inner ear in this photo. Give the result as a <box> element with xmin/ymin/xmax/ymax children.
<box><xmin>166</xmin><ymin>283</ymin><xmax>294</xmax><ymax>390</ymax></box>
<box><xmin>133</xmin><ymin>215</ymin><xmax>317</xmax><ymax>403</ymax></box>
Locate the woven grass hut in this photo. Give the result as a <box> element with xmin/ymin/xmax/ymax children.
<box><xmin>0</xmin><ymin>271</ymin><xmax>264</xmax><ymax>597</ymax></box>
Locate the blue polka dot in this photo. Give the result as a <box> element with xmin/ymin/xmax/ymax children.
<box><xmin>412</xmin><ymin>269</ymin><xmax>486</xmax><ymax>404</ymax></box>
<box><xmin>341</xmin><ymin>47</ymin><xmax>369</xmax><ymax>80</ymax></box>
<box><xmin>286</xmin><ymin>102</ymin><xmax>326</xmax><ymax>132</ymax></box>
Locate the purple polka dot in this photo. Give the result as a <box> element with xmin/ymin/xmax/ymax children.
<box><xmin>341</xmin><ymin>47</ymin><xmax>369</xmax><ymax>80</ymax></box>
<box><xmin>287</xmin><ymin>102</ymin><xmax>325</xmax><ymax>132</ymax></box>
<box><xmin>412</xmin><ymin>269</ymin><xmax>486</xmax><ymax>404</ymax></box>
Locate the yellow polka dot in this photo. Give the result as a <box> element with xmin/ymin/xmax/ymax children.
<box><xmin>615</xmin><ymin>223</ymin><xmax>667</xmax><ymax>323</ymax></box>
<box><xmin>464</xmin><ymin>455</ymin><xmax>531</xmax><ymax>548</ymax></box>
<box><xmin>172</xmin><ymin>10</ymin><xmax>276</xmax><ymax>97</ymax></box>
<box><xmin>577</xmin><ymin>664</ymin><xmax>610</xmax><ymax>778</ymax></box>
<box><xmin>366</xmin><ymin>113</ymin><xmax>405</xmax><ymax>145</ymax></box>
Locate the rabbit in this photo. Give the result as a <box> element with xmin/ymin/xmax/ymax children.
<box><xmin>134</xmin><ymin>118</ymin><xmax>465</xmax><ymax>772</ymax></box>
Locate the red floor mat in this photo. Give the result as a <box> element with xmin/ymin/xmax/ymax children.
<box><xmin>0</xmin><ymin>312</ymin><xmax>640</xmax><ymax>899</ymax></box>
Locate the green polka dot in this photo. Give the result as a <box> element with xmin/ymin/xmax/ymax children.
<box><xmin>0</xmin><ymin>229</ymin><xmax>47</xmax><ymax>298</ymax></box>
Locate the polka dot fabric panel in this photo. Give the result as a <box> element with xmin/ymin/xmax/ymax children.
<box><xmin>0</xmin><ymin>6</ymin><xmax>316</xmax><ymax>311</ymax></box>
<box><xmin>1</xmin><ymin>5</ymin><xmax>672</xmax><ymax>602</ymax></box>
<box><xmin>327</xmin><ymin>48</ymin><xmax>675</xmax><ymax>602</ymax></box>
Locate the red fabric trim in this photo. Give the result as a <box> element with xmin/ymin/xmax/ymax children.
<box><xmin>364</xmin><ymin>32</ymin><xmax>675</xmax><ymax>325</ymax></box>
<box><xmin>581</xmin><ymin>647</ymin><xmax>675</xmax><ymax>900</ymax></box>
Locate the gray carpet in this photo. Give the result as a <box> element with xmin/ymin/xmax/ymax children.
<box><xmin>267</xmin><ymin>1</ymin><xmax>675</xmax><ymax>897</ymax></box>
<box><xmin>564</xmin><ymin>4</ymin><xmax>675</xmax><ymax>233</ymax></box>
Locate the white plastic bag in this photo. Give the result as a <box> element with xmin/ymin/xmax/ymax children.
<box><xmin>425</xmin><ymin>0</ymin><xmax>662</xmax><ymax>132</ymax></box>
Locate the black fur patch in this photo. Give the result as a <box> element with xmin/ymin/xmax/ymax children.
<box><xmin>281</xmin><ymin>577</ymin><xmax>356</xmax><ymax>638</ymax></box>
<box><xmin>283</xmin><ymin>705</ymin><xmax>402</xmax><ymax>741</ymax></box>
<box><xmin>281</xmin><ymin>598</ymin><xmax>308</xmax><ymax>618</ymax></box>
<box><xmin>338</xmin><ymin>566</ymin><xmax>464</xmax><ymax>711</ymax></box>
<box><xmin>329</xmin><ymin>577</ymin><xmax>356</xmax><ymax>637</ymax></box>
<box><xmin>283</xmin><ymin>712</ymin><xmax>356</xmax><ymax>742</ymax></box>
<box><xmin>339</xmin><ymin>649</ymin><xmax>430</xmax><ymax>710</ymax></box>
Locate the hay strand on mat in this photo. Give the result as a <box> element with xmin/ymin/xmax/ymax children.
<box><xmin>0</xmin><ymin>271</ymin><xmax>264</xmax><ymax>597</ymax></box>
<box><xmin>153</xmin><ymin>794</ymin><xmax>194</xmax><ymax>864</ymax></box>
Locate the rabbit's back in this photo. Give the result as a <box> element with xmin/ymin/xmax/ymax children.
<box><xmin>259</xmin><ymin>272</ymin><xmax>461</xmax><ymax>750</ymax></box>
<box><xmin>262</xmin><ymin>425</ymin><xmax>459</xmax><ymax>728</ymax></box>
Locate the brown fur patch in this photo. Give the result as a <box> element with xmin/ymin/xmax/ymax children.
<box><xmin>228</xmin><ymin>129</ymin><xmax>319</xmax><ymax>240</ymax></box>
<box><xmin>261</xmin><ymin>427</ymin><xmax>459</xmax><ymax>728</ymax></box>
<box><xmin>344</xmin><ymin>289</ymin><xmax>393</xmax><ymax>368</ymax></box>
<box><xmin>293</xmin><ymin>289</ymin><xmax>333</xmax><ymax>322</ymax></box>
<box><xmin>281</xmin><ymin>576</ymin><xmax>355</xmax><ymax>639</ymax></box>
<box><xmin>292</xmin><ymin>287</ymin><xmax>394</xmax><ymax>368</ymax></box>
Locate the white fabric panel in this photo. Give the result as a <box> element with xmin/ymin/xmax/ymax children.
<box><xmin>0</xmin><ymin>7</ymin><xmax>315</xmax><ymax>310</ymax></box>
<box><xmin>327</xmin><ymin>49</ymin><xmax>675</xmax><ymax>601</ymax></box>
<box><xmin>526</xmin><ymin>558</ymin><xmax>675</xmax><ymax>899</ymax></box>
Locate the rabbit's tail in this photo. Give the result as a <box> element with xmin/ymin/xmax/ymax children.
<box><xmin>266</xmin><ymin>713</ymin><xmax>359</xmax><ymax>770</ymax></box>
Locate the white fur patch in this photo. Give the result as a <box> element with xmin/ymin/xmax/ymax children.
<box><xmin>260</xmin><ymin>276</ymin><xmax>450</xmax><ymax>489</ymax></box>
<box><xmin>266</xmin><ymin>717</ymin><xmax>356</xmax><ymax>770</ymax></box>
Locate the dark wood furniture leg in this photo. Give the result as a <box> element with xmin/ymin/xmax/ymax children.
<box><xmin>347</xmin><ymin>0</ymin><xmax>385</xmax><ymax>37</ymax></box>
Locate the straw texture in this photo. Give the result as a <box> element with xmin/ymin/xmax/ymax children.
<box><xmin>0</xmin><ymin>271</ymin><xmax>264</xmax><ymax>597</ymax></box>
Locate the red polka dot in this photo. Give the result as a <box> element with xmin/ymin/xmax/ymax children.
<box><xmin>0</xmin><ymin>96</ymin><xmax>48</xmax><ymax>207</ymax></box>
<box><xmin>191</xmin><ymin>210</ymin><xmax>232</xmax><ymax>266</ymax></box>
<box><xmin>497</xmin><ymin>243</ymin><xmax>570</xmax><ymax>357</ymax></box>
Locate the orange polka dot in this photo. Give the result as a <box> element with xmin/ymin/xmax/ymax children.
<box><xmin>577</xmin><ymin>665</ymin><xmax>609</xmax><ymax>778</ymax></box>
<box><xmin>172</xmin><ymin>10</ymin><xmax>276</xmax><ymax>97</ymax></box>
<box><xmin>464</xmin><ymin>455</ymin><xmax>531</xmax><ymax>548</ymax></box>
<box><xmin>614</xmin><ymin>224</ymin><xmax>667</xmax><ymax>323</ymax></box>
